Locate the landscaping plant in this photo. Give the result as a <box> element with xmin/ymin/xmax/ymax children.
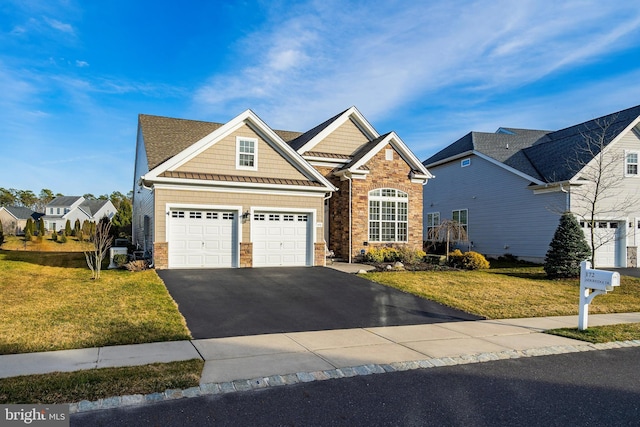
<box><xmin>544</xmin><ymin>212</ymin><xmax>591</xmax><ymax>278</ymax></box>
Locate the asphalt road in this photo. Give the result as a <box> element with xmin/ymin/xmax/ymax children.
<box><xmin>71</xmin><ymin>347</ymin><xmax>640</xmax><ymax>426</ymax></box>
<box><xmin>158</xmin><ymin>267</ymin><xmax>482</xmax><ymax>339</ymax></box>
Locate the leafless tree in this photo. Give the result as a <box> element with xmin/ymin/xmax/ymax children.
<box><xmin>426</xmin><ymin>219</ymin><xmax>469</xmax><ymax>261</ymax></box>
<box><xmin>568</xmin><ymin>116</ymin><xmax>639</xmax><ymax>267</ymax></box>
<box><xmin>84</xmin><ymin>217</ymin><xmax>113</xmax><ymax>280</ymax></box>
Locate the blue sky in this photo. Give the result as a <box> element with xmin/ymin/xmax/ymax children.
<box><xmin>2</xmin><ymin>0</ymin><xmax>640</xmax><ymax>197</ymax></box>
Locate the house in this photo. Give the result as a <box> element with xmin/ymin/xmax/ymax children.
<box><xmin>0</xmin><ymin>206</ymin><xmax>44</xmax><ymax>235</ymax></box>
<box><xmin>422</xmin><ymin>104</ymin><xmax>640</xmax><ymax>268</ymax></box>
<box><xmin>42</xmin><ymin>196</ymin><xmax>117</xmax><ymax>232</ymax></box>
<box><xmin>132</xmin><ymin>107</ymin><xmax>431</xmax><ymax>269</ymax></box>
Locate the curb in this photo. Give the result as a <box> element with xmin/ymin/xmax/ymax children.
<box><xmin>69</xmin><ymin>339</ymin><xmax>640</xmax><ymax>414</ymax></box>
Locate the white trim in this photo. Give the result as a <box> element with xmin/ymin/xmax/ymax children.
<box><xmin>152</xmin><ymin>182</ymin><xmax>328</xmax><ymax>197</ymax></box>
<box><xmin>236</xmin><ymin>136</ymin><xmax>258</xmax><ymax>171</ymax></box>
<box><xmin>624</xmin><ymin>149</ymin><xmax>639</xmax><ymax>178</ymax></box>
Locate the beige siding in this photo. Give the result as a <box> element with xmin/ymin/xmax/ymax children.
<box><xmin>154</xmin><ymin>188</ymin><xmax>325</xmax><ymax>244</ymax></box>
<box><xmin>312</xmin><ymin>119</ymin><xmax>370</xmax><ymax>155</ymax></box>
<box><xmin>175</xmin><ymin>124</ymin><xmax>308</xmax><ymax>181</ymax></box>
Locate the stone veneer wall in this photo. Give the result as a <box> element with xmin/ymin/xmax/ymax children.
<box><xmin>322</xmin><ymin>145</ymin><xmax>424</xmax><ymax>261</ymax></box>
<box><xmin>240</xmin><ymin>242</ymin><xmax>253</xmax><ymax>268</ymax></box>
<box><xmin>154</xmin><ymin>242</ymin><xmax>168</xmax><ymax>269</ymax></box>
<box><xmin>314</xmin><ymin>242</ymin><xmax>326</xmax><ymax>267</ymax></box>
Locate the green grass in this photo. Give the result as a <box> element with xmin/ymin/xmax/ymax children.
<box><xmin>0</xmin><ymin>250</ymin><xmax>191</xmax><ymax>354</ymax></box>
<box><xmin>0</xmin><ymin>359</ymin><xmax>203</xmax><ymax>404</ymax></box>
<box><xmin>363</xmin><ymin>264</ymin><xmax>640</xmax><ymax>319</ymax></box>
<box><xmin>546</xmin><ymin>323</ymin><xmax>640</xmax><ymax>344</ymax></box>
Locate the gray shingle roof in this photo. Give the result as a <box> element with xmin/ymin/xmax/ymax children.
<box><xmin>79</xmin><ymin>200</ymin><xmax>110</xmax><ymax>217</ymax></box>
<box><xmin>3</xmin><ymin>206</ymin><xmax>42</xmax><ymax>220</ymax></box>
<box><xmin>424</xmin><ymin>104</ymin><xmax>640</xmax><ymax>183</ymax></box>
<box><xmin>47</xmin><ymin>196</ymin><xmax>82</xmax><ymax>207</ymax></box>
<box><xmin>287</xmin><ymin>109</ymin><xmax>350</xmax><ymax>151</ymax></box>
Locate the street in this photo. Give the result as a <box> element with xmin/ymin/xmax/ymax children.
<box><xmin>71</xmin><ymin>347</ymin><xmax>640</xmax><ymax>426</ymax></box>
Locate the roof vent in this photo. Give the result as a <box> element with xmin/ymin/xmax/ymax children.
<box><xmin>505</xmin><ymin>143</ymin><xmax>509</xmax><ymax>149</ymax></box>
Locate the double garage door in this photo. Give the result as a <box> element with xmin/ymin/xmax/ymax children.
<box><xmin>168</xmin><ymin>209</ymin><xmax>310</xmax><ymax>268</ymax></box>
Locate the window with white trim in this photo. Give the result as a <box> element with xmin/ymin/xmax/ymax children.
<box><xmin>625</xmin><ymin>151</ymin><xmax>638</xmax><ymax>177</ymax></box>
<box><xmin>368</xmin><ymin>188</ymin><xmax>408</xmax><ymax>242</ymax></box>
<box><xmin>426</xmin><ymin>212</ymin><xmax>440</xmax><ymax>241</ymax></box>
<box><xmin>452</xmin><ymin>209</ymin><xmax>468</xmax><ymax>234</ymax></box>
<box><xmin>237</xmin><ymin>137</ymin><xmax>257</xmax><ymax>170</ymax></box>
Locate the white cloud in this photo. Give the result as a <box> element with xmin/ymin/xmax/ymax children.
<box><xmin>43</xmin><ymin>17</ymin><xmax>74</xmax><ymax>34</ymax></box>
<box><xmin>193</xmin><ymin>0</ymin><xmax>640</xmax><ymax>131</ymax></box>
<box><xmin>75</xmin><ymin>60</ymin><xmax>89</xmax><ymax>67</ymax></box>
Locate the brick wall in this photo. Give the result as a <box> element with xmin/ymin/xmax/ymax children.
<box><xmin>240</xmin><ymin>242</ymin><xmax>253</xmax><ymax>268</ymax></box>
<box><xmin>314</xmin><ymin>242</ymin><xmax>326</xmax><ymax>266</ymax></box>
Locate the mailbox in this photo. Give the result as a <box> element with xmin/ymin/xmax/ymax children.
<box><xmin>579</xmin><ymin>260</ymin><xmax>620</xmax><ymax>330</ymax></box>
<box><xmin>580</xmin><ymin>267</ymin><xmax>620</xmax><ymax>292</ymax></box>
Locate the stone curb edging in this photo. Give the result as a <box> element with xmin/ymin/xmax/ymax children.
<box><xmin>69</xmin><ymin>340</ymin><xmax>640</xmax><ymax>414</ymax></box>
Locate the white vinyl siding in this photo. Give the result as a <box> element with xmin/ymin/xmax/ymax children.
<box><xmin>368</xmin><ymin>188</ymin><xmax>408</xmax><ymax>242</ymax></box>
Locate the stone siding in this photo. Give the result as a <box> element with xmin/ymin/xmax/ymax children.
<box><xmin>154</xmin><ymin>242</ymin><xmax>168</xmax><ymax>269</ymax></box>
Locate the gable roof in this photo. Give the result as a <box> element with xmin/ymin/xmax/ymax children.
<box><xmin>424</xmin><ymin>104</ymin><xmax>640</xmax><ymax>184</ymax></box>
<box><xmin>78</xmin><ymin>199</ymin><xmax>113</xmax><ymax>217</ymax></box>
<box><xmin>47</xmin><ymin>196</ymin><xmax>83</xmax><ymax>207</ymax></box>
<box><xmin>140</xmin><ymin>110</ymin><xmax>337</xmax><ymax>192</ymax></box>
<box><xmin>0</xmin><ymin>206</ymin><xmax>42</xmax><ymax>220</ymax></box>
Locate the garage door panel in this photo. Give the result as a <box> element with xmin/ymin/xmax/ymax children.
<box><xmin>253</xmin><ymin>212</ymin><xmax>310</xmax><ymax>267</ymax></box>
<box><xmin>169</xmin><ymin>209</ymin><xmax>236</xmax><ymax>269</ymax></box>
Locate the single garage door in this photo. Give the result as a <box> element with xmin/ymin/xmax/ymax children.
<box><xmin>253</xmin><ymin>212</ymin><xmax>311</xmax><ymax>267</ymax></box>
<box><xmin>582</xmin><ymin>220</ymin><xmax>622</xmax><ymax>267</ymax></box>
<box><xmin>169</xmin><ymin>209</ymin><xmax>237</xmax><ymax>268</ymax></box>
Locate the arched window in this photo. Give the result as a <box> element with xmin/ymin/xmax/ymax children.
<box><xmin>368</xmin><ymin>188</ymin><xmax>408</xmax><ymax>242</ymax></box>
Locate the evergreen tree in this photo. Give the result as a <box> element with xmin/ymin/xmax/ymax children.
<box><xmin>0</xmin><ymin>220</ymin><xmax>4</xmax><ymax>246</ymax></box>
<box><xmin>65</xmin><ymin>219</ymin><xmax>72</xmax><ymax>236</ymax></box>
<box><xmin>544</xmin><ymin>212</ymin><xmax>591</xmax><ymax>278</ymax></box>
<box><xmin>73</xmin><ymin>219</ymin><xmax>81</xmax><ymax>237</ymax></box>
<box><xmin>38</xmin><ymin>218</ymin><xmax>45</xmax><ymax>236</ymax></box>
<box><xmin>25</xmin><ymin>218</ymin><xmax>34</xmax><ymax>237</ymax></box>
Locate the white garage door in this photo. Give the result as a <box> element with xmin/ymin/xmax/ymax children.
<box><xmin>169</xmin><ymin>209</ymin><xmax>237</xmax><ymax>268</ymax></box>
<box><xmin>582</xmin><ymin>221</ymin><xmax>622</xmax><ymax>267</ymax></box>
<box><xmin>253</xmin><ymin>212</ymin><xmax>311</xmax><ymax>267</ymax></box>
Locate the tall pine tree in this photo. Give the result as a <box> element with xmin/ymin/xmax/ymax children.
<box><xmin>544</xmin><ymin>212</ymin><xmax>591</xmax><ymax>278</ymax></box>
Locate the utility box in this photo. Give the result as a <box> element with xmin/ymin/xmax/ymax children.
<box><xmin>108</xmin><ymin>247</ymin><xmax>128</xmax><ymax>269</ymax></box>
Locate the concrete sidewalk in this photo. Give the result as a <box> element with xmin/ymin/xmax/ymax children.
<box><xmin>2</xmin><ymin>312</ymin><xmax>640</xmax><ymax>382</ymax></box>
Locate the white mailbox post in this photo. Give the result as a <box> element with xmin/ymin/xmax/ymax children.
<box><xmin>579</xmin><ymin>260</ymin><xmax>620</xmax><ymax>330</ymax></box>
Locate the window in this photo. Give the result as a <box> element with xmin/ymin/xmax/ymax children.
<box><xmin>426</xmin><ymin>212</ymin><xmax>440</xmax><ymax>240</ymax></box>
<box><xmin>237</xmin><ymin>137</ymin><xmax>257</xmax><ymax>169</ymax></box>
<box><xmin>368</xmin><ymin>188</ymin><xmax>408</xmax><ymax>242</ymax></box>
<box><xmin>254</xmin><ymin>214</ymin><xmax>265</xmax><ymax>221</ymax></box>
<box><xmin>626</xmin><ymin>151</ymin><xmax>638</xmax><ymax>176</ymax></box>
<box><xmin>189</xmin><ymin>211</ymin><xmax>202</xmax><ymax>219</ymax></box>
<box><xmin>452</xmin><ymin>209</ymin><xmax>468</xmax><ymax>233</ymax></box>
<box><xmin>222</xmin><ymin>212</ymin><xmax>234</xmax><ymax>220</ymax></box>
<box><xmin>206</xmin><ymin>212</ymin><xmax>218</xmax><ymax>219</ymax></box>
<box><xmin>385</xmin><ymin>149</ymin><xmax>394</xmax><ymax>161</ymax></box>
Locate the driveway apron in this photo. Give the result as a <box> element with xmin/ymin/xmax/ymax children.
<box><xmin>158</xmin><ymin>267</ymin><xmax>482</xmax><ymax>339</ymax></box>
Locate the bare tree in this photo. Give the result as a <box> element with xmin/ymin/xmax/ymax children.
<box><xmin>568</xmin><ymin>116</ymin><xmax>639</xmax><ymax>267</ymax></box>
<box><xmin>426</xmin><ymin>219</ymin><xmax>469</xmax><ymax>262</ymax></box>
<box><xmin>84</xmin><ymin>218</ymin><xmax>113</xmax><ymax>280</ymax></box>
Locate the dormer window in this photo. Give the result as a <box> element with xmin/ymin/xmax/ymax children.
<box><xmin>237</xmin><ymin>137</ymin><xmax>257</xmax><ymax>170</ymax></box>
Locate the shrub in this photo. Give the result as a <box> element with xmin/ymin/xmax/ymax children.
<box><xmin>59</xmin><ymin>233</ymin><xmax>67</xmax><ymax>243</ymax></box>
<box><xmin>0</xmin><ymin>220</ymin><xmax>4</xmax><ymax>246</ymax></box>
<box><xmin>462</xmin><ymin>251</ymin><xmax>490</xmax><ymax>270</ymax></box>
<box><xmin>363</xmin><ymin>247</ymin><xmax>387</xmax><ymax>263</ymax></box>
<box><xmin>51</xmin><ymin>231</ymin><xmax>58</xmax><ymax>242</ymax></box>
<box><xmin>113</xmin><ymin>254</ymin><xmax>129</xmax><ymax>267</ymax></box>
<box><xmin>447</xmin><ymin>249</ymin><xmax>489</xmax><ymax>270</ymax></box>
<box><xmin>65</xmin><ymin>220</ymin><xmax>72</xmax><ymax>236</ymax></box>
<box><xmin>397</xmin><ymin>246</ymin><xmax>426</xmax><ymax>266</ymax></box>
<box><xmin>125</xmin><ymin>260</ymin><xmax>148</xmax><ymax>271</ymax></box>
<box><xmin>544</xmin><ymin>212</ymin><xmax>590</xmax><ymax>278</ymax></box>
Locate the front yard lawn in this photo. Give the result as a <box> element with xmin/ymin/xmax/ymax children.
<box><xmin>0</xmin><ymin>250</ymin><xmax>191</xmax><ymax>355</ymax></box>
<box><xmin>363</xmin><ymin>264</ymin><xmax>640</xmax><ymax>319</ymax></box>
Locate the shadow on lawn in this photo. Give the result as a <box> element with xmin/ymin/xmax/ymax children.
<box><xmin>1</xmin><ymin>250</ymin><xmax>88</xmax><ymax>268</ymax></box>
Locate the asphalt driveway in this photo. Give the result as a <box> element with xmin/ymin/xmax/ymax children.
<box><xmin>158</xmin><ymin>267</ymin><xmax>483</xmax><ymax>339</ymax></box>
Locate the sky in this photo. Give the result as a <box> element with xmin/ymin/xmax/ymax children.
<box><xmin>2</xmin><ymin>0</ymin><xmax>640</xmax><ymax>197</ymax></box>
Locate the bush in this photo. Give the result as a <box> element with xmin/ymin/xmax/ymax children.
<box><xmin>397</xmin><ymin>246</ymin><xmax>426</xmax><ymax>266</ymax></box>
<box><xmin>363</xmin><ymin>246</ymin><xmax>426</xmax><ymax>265</ymax></box>
<box><xmin>447</xmin><ymin>249</ymin><xmax>489</xmax><ymax>270</ymax></box>
<box><xmin>59</xmin><ymin>233</ymin><xmax>67</xmax><ymax>243</ymax></box>
<box><xmin>51</xmin><ymin>231</ymin><xmax>58</xmax><ymax>242</ymax></box>
<box><xmin>544</xmin><ymin>212</ymin><xmax>590</xmax><ymax>278</ymax></box>
<box><xmin>113</xmin><ymin>254</ymin><xmax>129</xmax><ymax>268</ymax></box>
<box><xmin>125</xmin><ymin>260</ymin><xmax>148</xmax><ymax>271</ymax></box>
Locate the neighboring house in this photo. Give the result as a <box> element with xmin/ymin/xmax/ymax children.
<box><xmin>0</xmin><ymin>206</ymin><xmax>44</xmax><ymax>235</ymax></box>
<box><xmin>133</xmin><ymin>107</ymin><xmax>431</xmax><ymax>269</ymax></box>
<box><xmin>42</xmin><ymin>196</ymin><xmax>116</xmax><ymax>232</ymax></box>
<box><xmin>423</xmin><ymin>104</ymin><xmax>640</xmax><ymax>268</ymax></box>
